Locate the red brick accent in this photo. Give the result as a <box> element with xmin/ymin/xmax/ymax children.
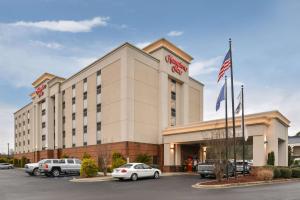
<box><xmin>14</xmin><ymin>141</ymin><xmax>163</xmax><ymax>168</ymax></box>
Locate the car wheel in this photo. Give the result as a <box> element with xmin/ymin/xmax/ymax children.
<box><xmin>131</xmin><ymin>173</ymin><xmax>138</xmax><ymax>181</ymax></box>
<box><xmin>153</xmin><ymin>171</ymin><xmax>159</xmax><ymax>179</ymax></box>
<box><xmin>118</xmin><ymin>178</ymin><xmax>123</xmax><ymax>181</ymax></box>
<box><xmin>33</xmin><ymin>168</ymin><xmax>40</xmax><ymax>176</ymax></box>
<box><xmin>52</xmin><ymin>169</ymin><xmax>60</xmax><ymax>177</ymax></box>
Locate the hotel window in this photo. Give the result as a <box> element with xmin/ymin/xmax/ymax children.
<box><xmin>28</xmin><ymin>140</ymin><xmax>30</xmax><ymax>145</ymax></box>
<box><xmin>72</xmin><ymin>97</ymin><xmax>76</xmax><ymax>104</ymax></box>
<box><xmin>83</xmin><ymin>78</ymin><xmax>87</xmax><ymax>92</ymax></box>
<box><xmin>72</xmin><ymin>128</ymin><xmax>76</xmax><ymax>136</ymax></box>
<box><xmin>83</xmin><ymin>92</ymin><xmax>87</xmax><ymax>100</ymax></box>
<box><xmin>62</xmin><ymin>101</ymin><xmax>65</xmax><ymax>109</ymax></box>
<box><xmin>97</xmin><ymin>70</ymin><xmax>101</xmax><ymax>76</ymax></box>
<box><xmin>96</xmin><ymin>122</ymin><xmax>101</xmax><ymax>144</ymax></box>
<box><xmin>28</xmin><ymin>130</ymin><xmax>30</xmax><ymax>134</ymax></box>
<box><xmin>97</xmin><ymin>122</ymin><xmax>101</xmax><ymax>131</ymax></box>
<box><xmin>72</xmin><ymin>113</ymin><xmax>76</xmax><ymax>120</ymax></box>
<box><xmin>63</xmin><ymin>130</ymin><xmax>66</xmax><ymax>138</ymax></box>
<box><xmin>83</xmin><ymin>125</ymin><xmax>87</xmax><ymax>146</ymax></box>
<box><xmin>42</xmin><ymin>122</ymin><xmax>46</xmax><ymax>128</ymax></box>
<box><xmin>171</xmin><ymin>91</ymin><xmax>176</xmax><ymax>100</ymax></box>
<box><xmin>42</xmin><ymin>109</ymin><xmax>46</xmax><ymax>116</ymax></box>
<box><xmin>23</xmin><ymin>131</ymin><xmax>25</xmax><ymax>136</ymax></box>
<box><xmin>42</xmin><ymin>135</ymin><xmax>46</xmax><ymax>141</ymax></box>
<box><xmin>97</xmin><ymin>104</ymin><xmax>101</xmax><ymax>113</ymax></box>
<box><xmin>97</xmin><ymin>85</ymin><xmax>101</xmax><ymax>94</ymax></box>
<box><xmin>72</xmin><ymin>84</ymin><xmax>76</xmax><ymax>89</ymax></box>
<box><xmin>171</xmin><ymin>108</ymin><xmax>176</xmax><ymax>117</ymax></box>
<box><xmin>63</xmin><ymin>116</ymin><xmax>66</xmax><ymax>124</ymax></box>
<box><xmin>62</xmin><ymin>90</ymin><xmax>65</xmax><ymax>95</ymax></box>
<box><xmin>23</xmin><ymin>121</ymin><xmax>25</xmax><ymax>126</ymax></box>
<box><xmin>83</xmin><ymin>109</ymin><xmax>87</xmax><ymax>117</ymax></box>
<box><xmin>27</xmin><ymin>119</ymin><xmax>30</xmax><ymax>123</ymax></box>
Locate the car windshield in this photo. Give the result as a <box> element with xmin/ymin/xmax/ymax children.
<box><xmin>119</xmin><ymin>164</ymin><xmax>133</xmax><ymax>168</ymax></box>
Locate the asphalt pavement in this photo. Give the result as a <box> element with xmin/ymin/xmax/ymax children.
<box><xmin>0</xmin><ymin>168</ymin><xmax>299</xmax><ymax>200</ymax></box>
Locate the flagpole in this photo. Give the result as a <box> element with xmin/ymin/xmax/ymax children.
<box><xmin>229</xmin><ymin>38</ymin><xmax>237</xmax><ymax>178</ymax></box>
<box><xmin>225</xmin><ymin>76</ymin><xmax>229</xmax><ymax>180</ymax></box>
<box><xmin>242</xmin><ymin>85</ymin><xmax>245</xmax><ymax>176</ymax></box>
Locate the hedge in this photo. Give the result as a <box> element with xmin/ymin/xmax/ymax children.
<box><xmin>280</xmin><ymin>168</ymin><xmax>292</xmax><ymax>178</ymax></box>
<box><xmin>112</xmin><ymin>152</ymin><xmax>126</xmax><ymax>169</ymax></box>
<box><xmin>291</xmin><ymin>168</ymin><xmax>300</xmax><ymax>178</ymax></box>
<box><xmin>273</xmin><ymin>168</ymin><xmax>281</xmax><ymax>179</ymax></box>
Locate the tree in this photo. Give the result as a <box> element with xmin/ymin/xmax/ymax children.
<box><xmin>267</xmin><ymin>151</ymin><xmax>275</xmax><ymax>166</ymax></box>
<box><xmin>288</xmin><ymin>146</ymin><xmax>294</xmax><ymax>166</ymax></box>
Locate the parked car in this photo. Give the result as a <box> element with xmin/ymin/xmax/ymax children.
<box><xmin>112</xmin><ymin>163</ymin><xmax>161</xmax><ymax>181</ymax></box>
<box><xmin>25</xmin><ymin>161</ymin><xmax>42</xmax><ymax>176</ymax></box>
<box><xmin>197</xmin><ymin>160</ymin><xmax>235</xmax><ymax>178</ymax></box>
<box><xmin>0</xmin><ymin>163</ymin><xmax>14</xmax><ymax>169</ymax></box>
<box><xmin>235</xmin><ymin>161</ymin><xmax>250</xmax><ymax>174</ymax></box>
<box><xmin>38</xmin><ymin>159</ymin><xmax>81</xmax><ymax>177</ymax></box>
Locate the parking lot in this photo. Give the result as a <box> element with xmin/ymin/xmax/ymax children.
<box><xmin>1</xmin><ymin>169</ymin><xmax>300</xmax><ymax>200</ymax></box>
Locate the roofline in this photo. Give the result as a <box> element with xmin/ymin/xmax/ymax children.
<box><xmin>143</xmin><ymin>38</ymin><xmax>193</xmax><ymax>63</ymax></box>
<box><xmin>14</xmin><ymin>102</ymin><xmax>33</xmax><ymax>114</ymax></box>
<box><xmin>62</xmin><ymin>42</ymin><xmax>160</xmax><ymax>84</ymax></box>
<box><xmin>163</xmin><ymin>110</ymin><xmax>290</xmax><ymax>136</ymax></box>
<box><xmin>189</xmin><ymin>76</ymin><xmax>205</xmax><ymax>86</ymax></box>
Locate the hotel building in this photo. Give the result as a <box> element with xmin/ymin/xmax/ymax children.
<box><xmin>14</xmin><ymin>38</ymin><xmax>290</xmax><ymax>170</ymax></box>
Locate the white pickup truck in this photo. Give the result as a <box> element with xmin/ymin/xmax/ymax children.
<box><xmin>25</xmin><ymin>162</ymin><xmax>41</xmax><ymax>176</ymax></box>
<box><xmin>38</xmin><ymin>159</ymin><xmax>82</xmax><ymax>177</ymax></box>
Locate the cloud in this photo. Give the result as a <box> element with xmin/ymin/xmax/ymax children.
<box><xmin>10</xmin><ymin>17</ymin><xmax>109</xmax><ymax>33</ymax></box>
<box><xmin>30</xmin><ymin>40</ymin><xmax>63</xmax><ymax>49</ymax></box>
<box><xmin>135</xmin><ymin>41</ymin><xmax>151</xmax><ymax>49</ymax></box>
<box><xmin>167</xmin><ymin>30</ymin><xmax>183</xmax><ymax>37</ymax></box>
<box><xmin>189</xmin><ymin>56</ymin><xmax>222</xmax><ymax>77</ymax></box>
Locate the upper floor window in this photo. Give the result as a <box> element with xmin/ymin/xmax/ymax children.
<box><xmin>42</xmin><ymin>109</ymin><xmax>46</xmax><ymax>116</ymax></box>
<box><xmin>97</xmin><ymin>85</ymin><xmax>101</xmax><ymax>94</ymax></box>
<box><xmin>72</xmin><ymin>97</ymin><xmax>76</xmax><ymax>104</ymax></box>
<box><xmin>97</xmin><ymin>104</ymin><xmax>101</xmax><ymax>113</ymax></box>
<box><xmin>171</xmin><ymin>91</ymin><xmax>176</xmax><ymax>100</ymax></box>
<box><xmin>72</xmin><ymin>113</ymin><xmax>76</xmax><ymax>120</ymax></box>
<box><xmin>97</xmin><ymin>122</ymin><xmax>101</xmax><ymax>131</ymax></box>
<box><xmin>83</xmin><ymin>92</ymin><xmax>87</xmax><ymax>100</ymax></box>
<box><xmin>42</xmin><ymin>122</ymin><xmax>46</xmax><ymax>128</ymax></box>
<box><xmin>97</xmin><ymin>70</ymin><xmax>101</xmax><ymax>76</ymax></box>
<box><xmin>62</xmin><ymin>101</ymin><xmax>65</xmax><ymax>109</ymax></box>
<box><xmin>83</xmin><ymin>78</ymin><xmax>87</xmax><ymax>83</ymax></box>
<box><xmin>171</xmin><ymin>108</ymin><xmax>176</xmax><ymax>117</ymax></box>
<box><xmin>83</xmin><ymin>108</ymin><xmax>87</xmax><ymax>117</ymax></box>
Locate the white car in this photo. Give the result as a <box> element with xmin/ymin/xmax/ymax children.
<box><xmin>0</xmin><ymin>163</ymin><xmax>14</xmax><ymax>169</ymax></box>
<box><xmin>112</xmin><ymin>163</ymin><xmax>161</xmax><ymax>181</ymax></box>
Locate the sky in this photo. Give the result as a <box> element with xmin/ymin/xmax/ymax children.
<box><xmin>0</xmin><ymin>0</ymin><xmax>299</xmax><ymax>153</ymax></box>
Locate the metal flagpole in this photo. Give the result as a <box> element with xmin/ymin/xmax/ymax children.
<box><xmin>242</xmin><ymin>85</ymin><xmax>245</xmax><ymax>176</ymax></box>
<box><xmin>229</xmin><ymin>38</ymin><xmax>237</xmax><ymax>178</ymax></box>
<box><xmin>225</xmin><ymin>76</ymin><xmax>229</xmax><ymax>180</ymax></box>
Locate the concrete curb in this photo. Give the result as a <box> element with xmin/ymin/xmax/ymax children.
<box><xmin>70</xmin><ymin>176</ymin><xmax>114</xmax><ymax>183</ymax></box>
<box><xmin>192</xmin><ymin>178</ymin><xmax>300</xmax><ymax>189</ymax></box>
<box><xmin>70</xmin><ymin>172</ymin><xmax>195</xmax><ymax>183</ymax></box>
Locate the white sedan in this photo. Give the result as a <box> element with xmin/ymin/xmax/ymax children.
<box><xmin>112</xmin><ymin>163</ymin><xmax>161</xmax><ymax>181</ymax></box>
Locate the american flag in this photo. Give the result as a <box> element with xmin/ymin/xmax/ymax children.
<box><xmin>217</xmin><ymin>50</ymin><xmax>231</xmax><ymax>82</ymax></box>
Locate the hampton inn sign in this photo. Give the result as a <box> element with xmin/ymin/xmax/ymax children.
<box><xmin>165</xmin><ymin>55</ymin><xmax>188</xmax><ymax>75</ymax></box>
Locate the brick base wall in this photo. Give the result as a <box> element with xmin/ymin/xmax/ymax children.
<box><xmin>14</xmin><ymin>141</ymin><xmax>162</xmax><ymax>169</ymax></box>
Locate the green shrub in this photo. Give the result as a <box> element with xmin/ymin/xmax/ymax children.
<box><xmin>80</xmin><ymin>158</ymin><xmax>98</xmax><ymax>178</ymax></box>
<box><xmin>135</xmin><ymin>154</ymin><xmax>152</xmax><ymax>165</ymax></box>
<box><xmin>267</xmin><ymin>152</ymin><xmax>275</xmax><ymax>166</ymax></box>
<box><xmin>20</xmin><ymin>156</ymin><xmax>28</xmax><ymax>168</ymax></box>
<box><xmin>294</xmin><ymin>160</ymin><xmax>300</xmax><ymax>166</ymax></box>
<box><xmin>112</xmin><ymin>152</ymin><xmax>126</xmax><ymax>169</ymax></box>
<box><xmin>291</xmin><ymin>168</ymin><xmax>300</xmax><ymax>178</ymax></box>
<box><xmin>82</xmin><ymin>152</ymin><xmax>91</xmax><ymax>159</ymax></box>
<box><xmin>280</xmin><ymin>168</ymin><xmax>292</xmax><ymax>178</ymax></box>
<box><xmin>273</xmin><ymin>168</ymin><xmax>281</xmax><ymax>179</ymax></box>
<box><xmin>62</xmin><ymin>154</ymin><xmax>69</xmax><ymax>158</ymax></box>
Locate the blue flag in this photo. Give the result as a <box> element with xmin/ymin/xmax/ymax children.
<box><xmin>216</xmin><ymin>83</ymin><xmax>225</xmax><ymax>111</ymax></box>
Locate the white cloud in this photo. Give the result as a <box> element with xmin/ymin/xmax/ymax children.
<box><xmin>135</xmin><ymin>41</ymin><xmax>151</xmax><ymax>49</ymax></box>
<box><xmin>10</xmin><ymin>17</ymin><xmax>109</xmax><ymax>33</ymax></box>
<box><xmin>167</xmin><ymin>30</ymin><xmax>183</xmax><ymax>37</ymax></box>
<box><xmin>189</xmin><ymin>56</ymin><xmax>223</xmax><ymax>77</ymax></box>
<box><xmin>30</xmin><ymin>40</ymin><xmax>63</xmax><ymax>49</ymax></box>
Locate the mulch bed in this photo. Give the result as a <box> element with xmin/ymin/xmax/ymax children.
<box><xmin>201</xmin><ymin>175</ymin><xmax>266</xmax><ymax>185</ymax></box>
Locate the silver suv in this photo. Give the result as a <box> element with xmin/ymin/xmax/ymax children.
<box><xmin>39</xmin><ymin>159</ymin><xmax>81</xmax><ymax>177</ymax></box>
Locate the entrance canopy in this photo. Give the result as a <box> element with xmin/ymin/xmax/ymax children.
<box><xmin>163</xmin><ymin>111</ymin><xmax>289</xmax><ymax>169</ymax></box>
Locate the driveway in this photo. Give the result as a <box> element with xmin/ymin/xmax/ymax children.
<box><xmin>0</xmin><ymin>168</ymin><xmax>299</xmax><ymax>200</ymax></box>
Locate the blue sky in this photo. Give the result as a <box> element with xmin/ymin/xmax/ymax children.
<box><xmin>0</xmin><ymin>0</ymin><xmax>299</xmax><ymax>153</ymax></box>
